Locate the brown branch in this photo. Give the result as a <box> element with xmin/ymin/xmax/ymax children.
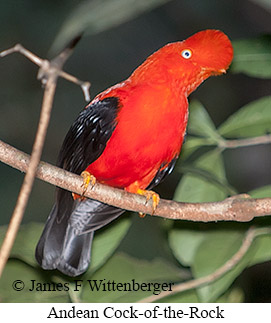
<box><xmin>0</xmin><ymin>77</ymin><xmax>57</xmax><ymax>278</ymax></box>
<box><xmin>219</xmin><ymin>134</ymin><xmax>271</xmax><ymax>149</ymax></box>
<box><xmin>0</xmin><ymin>43</ymin><xmax>91</xmax><ymax>101</ymax></box>
<box><xmin>0</xmin><ymin>139</ymin><xmax>271</xmax><ymax>222</ymax></box>
<box><xmin>0</xmin><ymin>40</ymin><xmax>90</xmax><ymax>278</ymax></box>
<box><xmin>138</xmin><ymin>227</ymin><xmax>271</xmax><ymax>303</ymax></box>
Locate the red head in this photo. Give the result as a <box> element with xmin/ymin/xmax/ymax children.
<box><xmin>131</xmin><ymin>29</ymin><xmax>233</xmax><ymax>95</ymax></box>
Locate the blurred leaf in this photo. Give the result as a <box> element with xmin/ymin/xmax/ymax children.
<box><xmin>87</xmin><ymin>216</ymin><xmax>131</xmax><ymax>274</ymax></box>
<box><xmin>0</xmin><ymin>260</ymin><xmax>69</xmax><ymax>302</ymax></box>
<box><xmin>231</xmin><ymin>36</ymin><xmax>271</xmax><ymax>78</ymax></box>
<box><xmin>181</xmin><ymin>136</ymin><xmax>214</xmax><ymax>160</ymax></box>
<box><xmin>160</xmin><ymin>289</ymin><xmax>200</xmax><ymax>303</ymax></box>
<box><xmin>187</xmin><ymin>101</ymin><xmax>222</xmax><ymax>142</ymax></box>
<box><xmin>51</xmin><ymin>0</ymin><xmax>173</xmax><ymax>54</ymax></box>
<box><xmin>249</xmin><ymin>185</ymin><xmax>271</xmax><ymax>198</ymax></box>
<box><xmin>0</xmin><ymin>222</ymin><xmax>43</xmax><ymax>267</ymax></box>
<box><xmin>249</xmin><ymin>0</ymin><xmax>271</xmax><ymax>12</ymax></box>
<box><xmin>216</xmin><ymin>287</ymin><xmax>245</xmax><ymax>303</ymax></box>
<box><xmin>248</xmin><ymin>233</ymin><xmax>271</xmax><ymax>266</ymax></box>
<box><xmin>0</xmin><ymin>218</ymin><xmax>130</xmax><ymax>302</ymax></box>
<box><xmin>169</xmin><ymin>229</ymin><xmax>207</xmax><ymax>267</ymax></box>
<box><xmin>81</xmin><ymin>253</ymin><xmax>182</xmax><ymax>302</ymax></box>
<box><xmin>218</xmin><ymin>96</ymin><xmax>271</xmax><ymax>138</ymax></box>
<box><xmin>179</xmin><ymin>165</ymin><xmax>237</xmax><ymax>196</ymax></box>
<box><xmin>168</xmin><ymin>225</ymin><xmax>269</xmax><ymax>302</ymax></box>
<box><xmin>193</xmin><ymin>229</ymin><xmax>271</xmax><ymax>302</ymax></box>
<box><xmin>174</xmin><ymin>149</ymin><xmax>228</xmax><ymax>203</ymax></box>
<box><xmin>193</xmin><ymin>230</ymin><xmax>246</xmax><ymax>302</ymax></box>
<box><xmin>0</xmin><ymin>216</ymin><xmax>131</xmax><ymax>275</ymax></box>
<box><xmin>180</xmin><ymin>101</ymin><xmax>222</xmax><ymax>160</ymax></box>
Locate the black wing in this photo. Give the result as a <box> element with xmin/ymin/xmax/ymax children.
<box><xmin>36</xmin><ymin>97</ymin><xmax>125</xmax><ymax>277</ymax></box>
<box><xmin>57</xmin><ymin>96</ymin><xmax>120</xmax><ymax>174</ymax></box>
<box><xmin>147</xmin><ymin>132</ymin><xmax>187</xmax><ymax>190</ymax></box>
<box><xmin>147</xmin><ymin>157</ymin><xmax>178</xmax><ymax>190</ymax></box>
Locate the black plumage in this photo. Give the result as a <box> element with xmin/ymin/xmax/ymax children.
<box><xmin>35</xmin><ymin>96</ymin><xmax>179</xmax><ymax>276</ymax></box>
<box><xmin>147</xmin><ymin>157</ymin><xmax>178</xmax><ymax>190</ymax></box>
<box><xmin>35</xmin><ymin>97</ymin><xmax>123</xmax><ymax>276</ymax></box>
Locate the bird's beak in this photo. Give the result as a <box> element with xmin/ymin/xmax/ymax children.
<box><xmin>218</xmin><ymin>68</ymin><xmax>227</xmax><ymax>74</ymax></box>
<box><xmin>201</xmin><ymin>67</ymin><xmax>227</xmax><ymax>77</ymax></box>
<box><xmin>206</xmin><ymin>67</ymin><xmax>228</xmax><ymax>76</ymax></box>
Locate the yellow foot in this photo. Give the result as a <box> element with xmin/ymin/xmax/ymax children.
<box><xmin>137</xmin><ymin>189</ymin><xmax>160</xmax><ymax>215</ymax></box>
<box><xmin>72</xmin><ymin>171</ymin><xmax>96</xmax><ymax>200</ymax></box>
<box><xmin>81</xmin><ymin>171</ymin><xmax>96</xmax><ymax>195</ymax></box>
<box><xmin>139</xmin><ymin>212</ymin><xmax>146</xmax><ymax>218</ymax></box>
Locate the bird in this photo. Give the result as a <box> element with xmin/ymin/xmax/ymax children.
<box><xmin>35</xmin><ymin>29</ymin><xmax>233</xmax><ymax>277</ymax></box>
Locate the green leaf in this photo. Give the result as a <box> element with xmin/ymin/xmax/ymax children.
<box><xmin>192</xmin><ymin>229</ymin><xmax>271</xmax><ymax>302</ymax></box>
<box><xmin>249</xmin><ymin>0</ymin><xmax>271</xmax><ymax>12</ymax></box>
<box><xmin>249</xmin><ymin>185</ymin><xmax>271</xmax><ymax>198</ymax></box>
<box><xmin>218</xmin><ymin>96</ymin><xmax>271</xmax><ymax>138</ymax></box>
<box><xmin>174</xmin><ymin>149</ymin><xmax>227</xmax><ymax>203</ymax></box>
<box><xmin>187</xmin><ymin>100</ymin><xmax>222</xmax><ymax>142</ymax></box>
<box><xmin>181</xmin><ymin>136</ymin><xmax>214</xmax><ymax>160</ymax></box>
<box><xmin>169</xmin><ymin>229</ymin><xmax>207</xmax><ymax>267</ymax></box>
<box><xmin>248</xmin><ymin>233</ymin><xmax>271</xmax><ymax>266</ymax></box>
<box><xmin>87</xmin><ymin>216</ymin><xmax>131</xmax><ymax>274</ymax></box>
<box><xmin>0</xmin><ymin>260</ymin><xmax>69</xmax><ymax>302</ymax></box>
<box><xmin>0</xmin><ymin>222</ymin><xmax>43</xmax><ymax>266</ymax></box>
<box><xmin>180</xmin><ymin>101</ymin><xmax>222</xmax><ymax>160</ymax></box>
<box><xmin>216</xmin><ymin>287</ymin><xmax>244</xmax><ymax>303</ymax></box>
<box><xmin>81</xmin><ymin>253</ymin><xmax>182</xmax><ymax>302</ymax></box>
<box><xmin>192</xmin><ymin>230</ymin><xmax>246</xmax><ymax>302</ymax></box>
<box><xmin>0</xmin><ymin>216</ymin><xmax>131</xmax><ymax>276</ymax></box>
<box><xmin>161</xmin><ymin>289</ymin><xmax>200</xmax><ymax>303</ymax></box>
<box><xmin>169</xmin><ymin>224</ymin><xmax>271</xmax><ymax>302</ymax></box>
<box><xmin>231</xmin><ymin>36</ymin><xmax>271</xmax><ymax>78</ymax></box>
<box><xmin>51</xmin><ymin>0</ymin><xmax>173</xmax><ymax>54</ymax></box>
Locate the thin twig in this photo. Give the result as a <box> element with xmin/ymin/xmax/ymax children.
<box><xmin>58</xmin><ymin>70</ymin><xmax>91</xmax><ymax>101</ymax></box>
<box><xmin>0</xmin><ymin>43</ymin><xmax>91</xmax><ymax>101</ymax></box>
<box><xmin>219</xmin><ymin>134</ymin><xmax>271</xmax><ymax>149</ymax></box>
<box><xmin>138</xmin><ymin>227</ymin><xmax>271</xmax><ymax>303</ymax></box>
<box><xmin>0</xmin><ymin>139</ymin><xmax>271</xmax><ymax>222</ymax></box>
<box><xmin>0</xmin><ymin>75</ymin><xmax>57</xmax><ymax>278</ymax></box>
<box><xmin>0</xmin><ymin>43</ymin><xmax>44</xmax><ymax>65</ymax></box>
<box><xmin>0</xmin><ymin>40</ymin><xmax>88</xmax><ymax>277</ymax></box>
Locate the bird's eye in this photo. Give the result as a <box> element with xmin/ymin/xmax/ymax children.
<box><xmin>181</xmin><ymin>49</ymin><xmax>192</xmax><ymax>59</ymax></box>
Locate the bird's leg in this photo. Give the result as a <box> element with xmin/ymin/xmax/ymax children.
<box><xmin>81</xmin><ymin>170</ymin><xmax>96</xmax><ymax>193</ymax></box>
<box><xmin>72</xmin><ymin>171</ymin><xmax>96</xmax><ymax>200</ymax></box>
<box><xmin>136</xmin><ymin>189</ymin><xmax>160</xmax><ymax>216</ymax></box>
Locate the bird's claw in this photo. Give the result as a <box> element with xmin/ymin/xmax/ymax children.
<box><xmin>73</xmin><ymin>171</ymin><xmax>96</xmax><ymax>201</ymax></box>
<box><xmin>81</xmin><ymin>171</ymin><xmax>96</xmax><ymax>195</ymax></box>
<box><xmin>137</xmin><ymin>189</ymin><xmax>160</xmax><ymax>216</ymax></box>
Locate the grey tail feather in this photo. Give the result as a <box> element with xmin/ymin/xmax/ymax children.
<box><xmin>35</xmin><ymin>189</ymin><xmax>124</xmax><ymax>277</ymax></box>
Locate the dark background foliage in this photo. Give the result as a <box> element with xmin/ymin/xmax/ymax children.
<box><xmin>0</xmin><ymin>0</ymin><xmax>270</xmax><ymax>302</ymax></box>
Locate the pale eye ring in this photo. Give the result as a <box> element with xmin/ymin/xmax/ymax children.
<box><xmin>181</xmin><ymin>49</ymin><xmax>192</xmax><ymax>59</ymax></box>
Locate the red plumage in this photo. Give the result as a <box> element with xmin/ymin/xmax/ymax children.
<box><xmin>87</xmin><ymin>29</ymin><xmax>233</xmax><ymax>192</ymax></box>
